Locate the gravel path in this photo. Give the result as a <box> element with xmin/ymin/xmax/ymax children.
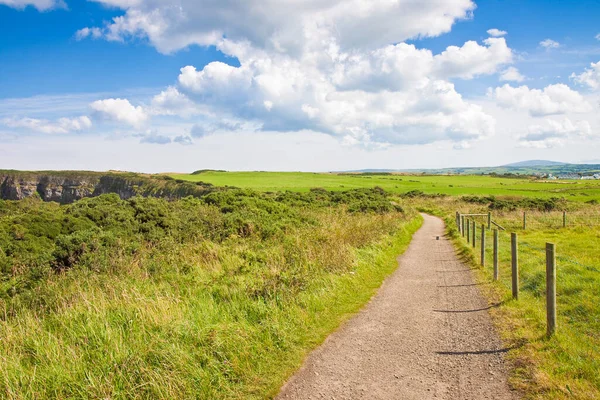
<box><xmin>276</xmin><ymin>214</ymin><xmax>518</xmax><ymax>400</ymax></box>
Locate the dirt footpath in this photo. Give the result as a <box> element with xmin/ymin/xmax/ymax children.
<box><xmin>276</xmin><ymin>214</ymin><xmax>518</xmax><ymax>400</ymax></box>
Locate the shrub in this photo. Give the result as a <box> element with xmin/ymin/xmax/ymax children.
<box><xmin>51</xmin><ymin>229</ymin><xmax>104</xmax><ymax>271</ymax></box>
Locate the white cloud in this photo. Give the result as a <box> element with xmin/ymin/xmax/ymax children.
<box><xmin>82</xmin><ymin>0</ymin><xmax>476</xmax><ymax>54</ymax></box>
<box><xmin>177</xmin><ymin>48</ymin><xmax>497</xmax><ymax>146</ymax></box>
<box><xmin>90</xmin><ymin>98</ymin><xmax>148</xmax><ymax>127</ymax></box>
<box><xmin>570</xmin><ymin>61</ymin><xmax>600</xmax><ymax>90</ymax></box>
<box><xmin>540</xmin><ymin>39</ymin><xmax>560</xmax><ymax>49</ymax></box>
<box><xmin>1</xmin><ymin>116</ymin><xmax>92</xmax><ymax>134</ymax></box>
<box><xmin>171</xmin><ymin>34</ymin><xmax>514</xmax><ymax>146</ymax></box>
<box><xmin>487</xmin><ymin>28</ymin><xmax>507</xmax><ymax>37</ymax></box>
<box><xmin>0</xmin><ymin>0</ymin><xmax>63</xmax><ymax>11</ymax></box>
<box><xmin>56</xmin><ymin>116</ymin><xmax>93</xmax><ymax>131</ymax></box>
<box><xmin>178</xmin><ymin>63</ymin><xmax>252</xmax><ymax>100</ymax></box>
<box><xmin>150</xmin><ymin>86</ymin><xmax>204</xmax><ymax>117</ymax></box>
<box><xmin>490</xmin><ymin>83</ymin><xmax>592</xmax><ymax>116</ymax></box>
<box><xmin>519</xmin><ymin>118</ymin><xmax>593</xmax><ymax>148</ymax></box>
<box><xmin>595</xmin><ymin>33</ymin><xmax>600</xmax><ymax>41</ymax></box>
<box><xmin>331</xmin><ymin>38</ymin><xmax>511</xmax><ymax>92</ymax></box>
<box><xmin>75</xmin><ymin>27</ymin><xmax>103</xmax><ymax>40</ymax></box>
<box><xmin>433</xmin><ymin>38</ymin><xmax>512</xmax><ymax>79</ymax></box>
<box><xmin>77</xmin><ymin>0</ymin><xmax>511</xmax><ymax>147</ymax></box>
<box><xmin>499</xmin><ymin>66</ymin><xmax>525</xmax><ymax>82</ymax></box>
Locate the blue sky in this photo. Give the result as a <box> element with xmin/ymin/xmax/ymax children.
<box><xmin>1</xmin><ymin>0</ymin><xmax>600</xmax><ymax>172</ymax></box>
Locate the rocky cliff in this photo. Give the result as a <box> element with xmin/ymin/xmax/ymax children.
<box><xmin>0</xmin><ymin>171</ymin><xmax>218</xmax><ymax>204</ymax></box>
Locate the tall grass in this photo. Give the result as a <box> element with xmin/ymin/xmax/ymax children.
<box><xmin>0</xmin><ymin>193</ymin><xmax>421</xmax><ymax>399</ymax></box>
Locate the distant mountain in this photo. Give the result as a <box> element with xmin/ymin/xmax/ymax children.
<box><xmin>502</xmin><ymin>160</ymin><xmax>567</xmax><ymax>168</ymax></box>
<box><xmin>342</xmin><ymin>169</ymin><xmax>397</xmax><ymax>173</ymax></box>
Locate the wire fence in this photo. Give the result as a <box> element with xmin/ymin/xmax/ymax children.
<box><xmin>455</xmin><ymin>210</ymin><xmax>600</xmax><ymax>336</ymax></box>
<box><xmin>490</xmin><ymin>210</ymin><xmax>600</xmax><ymax>231</ymax></box>
<box><xmin>457</xmin><ymin>214</ymin><xmax>600</xmax><ymax>276</ymax></box>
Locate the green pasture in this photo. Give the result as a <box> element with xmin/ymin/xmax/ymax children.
<box><xmin>170</xmin><ymin>171</ymin><xmax>600</xmax><ymax>201</ymax></box>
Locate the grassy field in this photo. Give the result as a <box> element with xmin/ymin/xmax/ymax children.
<box><xmin>171</xmin><ymin>171</ymin><xmax>600</xmax><ymax>202</ymax></box>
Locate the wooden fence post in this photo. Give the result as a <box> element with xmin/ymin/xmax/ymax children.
<box><xmin>546</xmin><ymin>243</ymin><xmax>557</xmax><ymax>336</ymax></box>
<box><xmin>472</xmin><ymin>220</ymin><xmax>476</xmax><ymax>248</ymax></box>
<box><xmin>466</xmin><ymin>218</ymin><xmax>470</xmax><ymax>239</ymax></box>
<box><xmin>511</xmin><ymin>233</ymin><xmax>519</xmax><ymax>300</ymax></box>
<box><xmin>493</xmin><ymin>229</ymin><xmax>499</xmax><ymax>281</ymax></box>
<box><xmin>487</xmin><ymin>212</ymin><xmax>492</xmax><ymax>230</ymax></box>
<box><xmin>523</xmin><ymin>211</ymin><xmax>527</xmax><ymax>230</ymax></box>
<box><xmin>563</xmin><ymin>211</ymin><xmax>567</xmax><ymax>228</ymax></box>
<box><xmin>480</xmin><ymin>224</ymin><xmax>486</xmax><ymax>266</ymax></box>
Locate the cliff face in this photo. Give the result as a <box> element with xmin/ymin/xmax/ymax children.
<box><xmin>0</xmin><ymin>172</ymin><xmax>215</xmax><ymax>204</ymax></box>
<box><xmin>0</xmin><ymin>175</ymin><xmax>95</xmax><ymax>203</ymax></box>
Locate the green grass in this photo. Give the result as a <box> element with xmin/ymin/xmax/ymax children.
<box><xmin>0</xmin><ymin>191</ymin><xmax>422</xmax><ymax>398</ymax></box>
<box><xmin>170</xmin><ymin>171</ymin><xmax>600</xmax><ymax>202</ymax></box>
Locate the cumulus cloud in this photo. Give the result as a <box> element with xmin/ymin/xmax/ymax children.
<box><xmin>90</xmin><ymin>98</ymin><xmax>148</xmax><ymax>127</ymax></box>
<box><xmin>0</xmin><ymin>0</ymin><xmax>63</xmax><ymax>11</ymax></box>
<box><xmin>596</xmin><ymin>33</ymin><xmax>600</xmax><ymax>41</ymax></box>
<box><xmin>150</xmin><ymin>86</ymin><xmax>204</xmax><ymax>117</ymax></box>
<box><xmin>540</xmin><ymin>39</ymin><xmax>560</xmax><ymax>49</ymax></box>
<box><xmin>173</xmin><ymin>35</ymin><xmax>510</xmax><ymax>146</ymax></box>
<box><xmin>490</xmin><ymin>83</ymin><xmax>592</xmax><ymax>116</ymax></box>
<box><xmin>433</xmin><ymin>38</ymin><xmax>512</xmax><ymax>79</ymax></box>
<box><xmin>519</xmin><ymin>118</ymin><xmax>593</xmax><ymax>148</ymax></box>
<box><xmin>83</xmin><ymin>0</ymin><xmax>476</xmax><ymax>54</ymax></box>
<box><xmin>570</xmin><ymin>61</ymin><xmax>600</xmax><ymax>90</ymax></box>
<box><xmin>75</xmin><ymin>27</ymin><xmax>103</xmax><ymax>40</ymax></box>
<box><xmin>487</xmin><ymin>28</ymin><xmax>507</xmax><ymax>37</ymax></box>
<box><xmin>499</xmin><ymin>66</ymin><xmax>525</xmax><ymax>82</ymax></box>
<box><xmin>316</xmin><ymin>38</ymin><xmax>511</xmax><ymax>92</ymax></box>
<box><xmin>2</xmin><ymin>116</ymin><xmax>92</xmax><ymax>134</ymax></box>
<box><xmin>80</xmin><ymin>0</ymin><xmax>511</xmax><ymax>147</ymax></box>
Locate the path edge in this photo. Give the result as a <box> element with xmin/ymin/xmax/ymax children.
<box><xmin>438</xmin><ymin>212</ymin><xmax>525</xmax><ymax>398</ymax></box>
<box><xmin>271</xmin><ymin>213</ymin><xmax>424</xmax><ymax>398</ymax></box>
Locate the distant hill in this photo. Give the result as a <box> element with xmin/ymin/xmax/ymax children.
<box><xmin>502</xmin><ymin>160</ymin><xmax>567</xmax><ymax>168</ymax></box>
<box><xmin>342</xmin><ymin>169</ymin><xmax>396</xmax><ymax>173</ymax></box>
<box><xmin>336</xmin><ymin>160</ymin><xmax>600</xmax><ymax>177</ymax></box>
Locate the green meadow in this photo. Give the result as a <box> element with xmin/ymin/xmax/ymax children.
<box><xmin>2</xmin><ymin>170</ymin><xmax>600</xmax><ymax>399</ymax></box>
<box><xmin>171</xmin><ymin>171</ymin><xmax>600</xmax><ymax>202</ymax></box>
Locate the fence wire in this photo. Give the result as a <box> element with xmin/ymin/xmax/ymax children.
<box><xmin>458</xmin><ymin>213</ymin><xmax>600</xmax><ymax>275</ymax></box>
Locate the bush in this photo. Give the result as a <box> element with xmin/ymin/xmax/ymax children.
<box><xmin>462</xmin><ymin>195</ymin><xmax>566</xmax><ymax>211</ymax></box>
<box><xmin>0</xmin><ymin>188</ymin><xmax>406</xmax><ymax>302</ymax></box>
<box><xmin>51</xmin><ymin>229</ymin><xmax>106</xmax><ymax>271</ymax></box>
